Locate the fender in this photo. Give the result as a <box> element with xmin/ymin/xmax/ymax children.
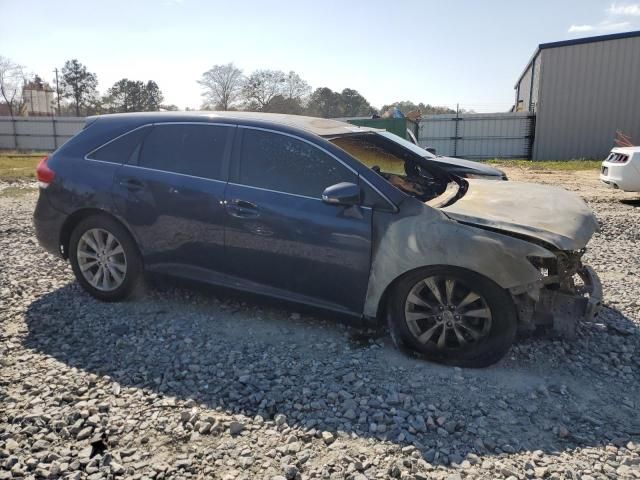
<box><xmin>363</xmin><ymin>201</ymin><xmax>555</xmax><ymax>318</ymax></box>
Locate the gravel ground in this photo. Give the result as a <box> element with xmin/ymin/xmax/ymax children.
<box><xmin>1</xmin><ymin>170</ymin><xmax>639</xmax><ymax>480</ymax></box>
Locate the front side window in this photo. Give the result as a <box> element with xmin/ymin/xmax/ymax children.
<box><xmin>136</xmin><ymin>124</ymin><xmax>230</xmax><ymax>180</ymax></box>
<box><xmin>239</xmin><ymin>129</ymin><xmax>355</xmax><ymax>198</ymax></box>
<box><xmin>331</xmin><ymin>134</ymin><xmax>407</xmax><ymax>174</ymax></box>
<box><xmin>87</xmin><ymin>126</ymin><xmax>151</xmax><ymax>164</ymax></box>
<box><xmin>331</xmin><ymin>133</ymin><xmax>449</xmax><ymax>203</ymax></box>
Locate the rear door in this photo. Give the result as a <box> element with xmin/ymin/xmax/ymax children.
<box><xmin>224</xmin><ymin>127</ymin><xmax>373</xmax><ymax>314</ymax></box>
<box><xmin>112</xmin><ymin>122</ymin><xmax>234</xmax><ymax>275</ymax></box>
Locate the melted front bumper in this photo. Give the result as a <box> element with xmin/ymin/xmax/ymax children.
<box><xmin>512</xmin><ymin>264</ymin><xmax>602</xmax><ymax>338</ymax></box>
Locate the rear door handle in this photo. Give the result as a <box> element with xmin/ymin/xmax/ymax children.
<box><xmin>227</xmin><ymin>199</ymin><xmax>259</xmax><ymax>218</ymax></box>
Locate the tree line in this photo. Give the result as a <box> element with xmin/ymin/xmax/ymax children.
<box><xmin>0</xmin><ymin>57</ymin><xmax>174</xmax><ymax>117</ymax></box>
<box><xmin>0</xmin><ymin>55</ymin><xmax>457</xmax><ymax>118</ymax></box>
<box><xmin>198</xmin><ymin>62</ymin><xmax>456</xmax><ymax>117</ymax></box>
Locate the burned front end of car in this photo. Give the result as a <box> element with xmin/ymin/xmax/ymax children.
<box><xmin>436</xmin><ymin>179</ymin><xmax>603</xmax><ymax>339</ymax></box>
<box><xmin>512</xmin><ymin>249</ymin><xmax>602</xmax><ymax>338</ymax></box>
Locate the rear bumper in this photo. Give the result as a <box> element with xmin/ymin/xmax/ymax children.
<box><xmin>33</xmin><ymin>189</ymin><xmax>66</xmax><ymax>258</ymax></box>
<box><xmin>600</xmin><ymin>163</ymin><xmax>640</xmax><ymax>192</ymax></box>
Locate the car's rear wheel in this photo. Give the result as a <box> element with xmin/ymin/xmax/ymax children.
<box><xmin>388</xmin><ymin>267</ymin><xmax>517</xmax><ymax>367</ymax></box>
<box><xmin>69</xmin><ymin>215</ymin><xmax>143</xmax><ymax>301</ymax></box>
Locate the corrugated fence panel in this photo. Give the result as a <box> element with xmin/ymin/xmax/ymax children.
<box><xmin>418</xmin><ymin>112</ymin><xmax>534</xmax><ymax>159</ymax></box>
<box><xmin>0</xmin><ymin>116</ymin><xmax>85</xmax><ymax>150</ymax></box>
<box><xmin>3</xmin><ymin>114</ymin><xmax>536</xmax><ymax>159</ymax></box>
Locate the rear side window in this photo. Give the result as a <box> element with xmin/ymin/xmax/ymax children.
<box><xmin>239</xmin><ymin>129</ymin><xmax>355</xmax><ymax>197</ymax></box>
<box><xmin>87</xmin><ymin>126</ymin><xmax>150</xmax><ymax>163</ymax></box>
<box><xmin>136</xmin><ymin>124</ymin><xmax>230</xmax><ymax>180</ymax></box>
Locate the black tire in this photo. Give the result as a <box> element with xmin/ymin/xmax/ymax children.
<box><xmin>388</xmin><ymin>266</ymin><xmax>517</xmax><ymax>368</ymax></box>
<box><xmin>69</xmin><ymin>215</ymin><xmax>143</xmax><ymax>302</ymax></box>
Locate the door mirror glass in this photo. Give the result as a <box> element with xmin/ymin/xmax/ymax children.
<box><xmin>322</xmin><ymin>182</ymin><xmax>361</xmax><ymax>206</ymax></box>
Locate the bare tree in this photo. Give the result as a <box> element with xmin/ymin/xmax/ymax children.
<box><xmin>198</xmin><ymin>63</ymin><xmax>244</xmax><ymax>110</ymax></box>
<box><xmin>242</xmin><ymin>69</ymin><xmax>287</xmax><ymax>110</ymax></box>
<box><xmin>283</xmin><ymin>71</ymin><xmax>311</xmax><ymax>101</ymax></box>
<box><xmin>0</xmin><ymin>56</ymin><xmax>27</xmax><ymax>116</ymax></box>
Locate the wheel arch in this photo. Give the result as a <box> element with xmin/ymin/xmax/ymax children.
<box><xmin>373</xmin><ymin>264</ymin><xmax>507</xmax><ymax>324</ymax></box>
<box><xmin>59</xmin><ymin>208</ymin><xmax>140</xmax><ymax>259</ymax></box>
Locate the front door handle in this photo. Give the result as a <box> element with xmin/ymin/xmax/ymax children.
<box><xmin>232</xmin><ymin>199</ymin><xmax>257</xmax><ymax>209</ymax></box>
<box><xmin>227</xmin><ymin>199</ymin><xmax>259</xmax><ymax>218</ymax></box>
<box><xmin>119</xmin><ymin>178</ymin><xmax>145</xmax><ymax>192</ymax></box>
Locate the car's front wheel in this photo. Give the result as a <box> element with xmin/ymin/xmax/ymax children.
<box><xmin>69</xmin><ymin>215</ymin><xmax>143</xmax><ymax>301</ymax></box>
<box><xmin>388</xmin><ymin>266</ymin><xmax>517</xmax><ymax>367</ymax></box>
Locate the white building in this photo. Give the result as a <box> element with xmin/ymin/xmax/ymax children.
<box><xmin>23</xmin><ymin>76</ymin><xmax>56</xmax><ymax>116</ymax></box>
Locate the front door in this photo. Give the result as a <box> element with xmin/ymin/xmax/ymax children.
<box><xmin>112</xmin><ymin>123</ymin><xmax>234</xmax><ymax>275</ymax></box>
<box><xmin>224</xmin><ymin>127</ymin><xmax>372</xmax><ymax>314</ymax></box>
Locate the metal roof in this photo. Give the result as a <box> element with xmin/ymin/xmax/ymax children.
<box><xmin>538</xmin><ymin>30</ymin><xmax>640</xmax><ymax>50</ymax></box>
<box><xmin>515</xmin><ymin>30</ymin><xmax>640</xmax><ymax>88</ymax></box>
<box><xmin>89</xmin><ymin>111</ymin><xmax>382</xmax><ymax>137</ymax></box>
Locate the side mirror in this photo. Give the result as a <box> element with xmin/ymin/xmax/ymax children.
<box><xmin>322</xmin><ymin>182</ymin><xmax>361</xmax><ymax>206</ymax></box>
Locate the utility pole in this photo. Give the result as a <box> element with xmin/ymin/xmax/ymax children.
<box><xmin>454</xmin><ymin>103</ymin><xmax>460</xmax><ymax>157</ymax></box>
<box><xmin>54</xmin><ymin>68</ymin><xmax>61</xmax><ymax>115</ymax></box>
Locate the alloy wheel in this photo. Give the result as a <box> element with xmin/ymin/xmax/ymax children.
<box><xmin>404</xmin><ymin>276</ymin><xmax>492</xmax><ymax>349</ymax></box>
<box><xmin>77</xmin><ymin>228</ymin><xmax>127</xmax><ymax>292</ymax></box>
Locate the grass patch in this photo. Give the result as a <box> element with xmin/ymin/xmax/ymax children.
<box><xmin>0</xmin><ymin>152</ymin><xmax>44</xmax><ymax>181</ymax></box>
<box><xmin>0</xmin><ymin>186</ymin><xmax>36</xmax><ymax>198</ymax></box>
<box><xmin>487</xmin><ymin>159</ymin><xmax>601</xmax><ymax>171</ymax></box>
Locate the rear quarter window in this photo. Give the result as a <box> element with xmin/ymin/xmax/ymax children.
<box><xmin>86</xmin><ymin>126</ymin><xmax>151</xmax><ymax>164</ymax></box>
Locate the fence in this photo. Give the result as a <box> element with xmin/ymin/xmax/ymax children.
<box><xmin>1</xmin><ymin>113</ymin><xmax>536</xmax><ymax>160</ymax></box>
<box><xmin>0</xmin><ymin>116</ymin><xmax>85</xmax><ymax>150</ymax></box>
<box><xmin>418</xmin><ymin>112</ymin><xmax>535</xmax><ymax>159</ymax></box>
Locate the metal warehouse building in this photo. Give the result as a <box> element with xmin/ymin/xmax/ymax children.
<box><xmin>515</xmin><ymin>30</ymin><xmax>640</xmax><ymax>160</ymax></box>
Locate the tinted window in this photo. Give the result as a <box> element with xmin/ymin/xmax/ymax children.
<box><xmin>87</xmin><ymin>126</ymin><xmax>150</xmax><ymax>163</ymax></box>
<box><xmin>239</xmin><ymin>129</ymin><xmax>355</xmax><ymax>197</ymax></box>
<box><xmin>137</xmin><ymin>124</ymin><xmax>229</xmax><ymax>180</ymax></box>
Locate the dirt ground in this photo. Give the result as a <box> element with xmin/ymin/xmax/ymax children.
<box><xmin>500</xmin><ymin>166</ymin><xmax>640</xmax><ymax>203</ymax></box>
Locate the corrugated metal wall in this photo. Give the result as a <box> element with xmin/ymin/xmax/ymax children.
<box><xmin>534</xmin><ymin>36</ymin><xmax>640</xmax><ymax>160</ymax></box>
<box><xmin>0</xmin><ymin>116</ymin><xmax>84</xmax><ymax>150</ymax></box>
<box><xmin>418</xmin><ymin>112</ymin><xmax>534</xmax><ymax>159</ymax></box>
<box><xmin>515</xmin><ymin>54</ymin><xmax>542</xmax><ymax>113</ymax></box>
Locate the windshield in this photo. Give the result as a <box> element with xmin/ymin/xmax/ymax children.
<box><xmin>376</xmin><ymin>131</ymin><xmax>436</xmax><ymax>158</ymax></box>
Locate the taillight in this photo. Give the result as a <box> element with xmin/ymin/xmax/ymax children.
<box><xmin>36</xmin><ymin>155</ymin><xmax>55</xmax><ymax>188</ymax></box>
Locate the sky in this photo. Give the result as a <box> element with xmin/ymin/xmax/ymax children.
<box><xmin>2</xmin><ymin>0</ymin><xmax>640</xmax><ymax>112</ymax></box>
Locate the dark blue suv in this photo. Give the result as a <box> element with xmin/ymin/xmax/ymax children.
<box><xmin>34</xmin><ymin>112</ymin><xmax>601</xmax><ymax>366</ymax></box>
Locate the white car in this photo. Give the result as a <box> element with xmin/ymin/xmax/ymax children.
<box><xmin>600</xmin><ymin>146</ymin><xmax>640</xmax><ymax>192</ymax></box>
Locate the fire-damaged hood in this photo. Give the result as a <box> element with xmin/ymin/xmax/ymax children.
<box><xmin>441</xmin><ymin>179</ymin><xmax>599</xmax><ymax>250</ymax></box>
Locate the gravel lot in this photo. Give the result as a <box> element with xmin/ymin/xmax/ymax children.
<box><xmin>1</xmin><ymin>169</ymin><xmax>639</xmax><ymax>480</ymax></box>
